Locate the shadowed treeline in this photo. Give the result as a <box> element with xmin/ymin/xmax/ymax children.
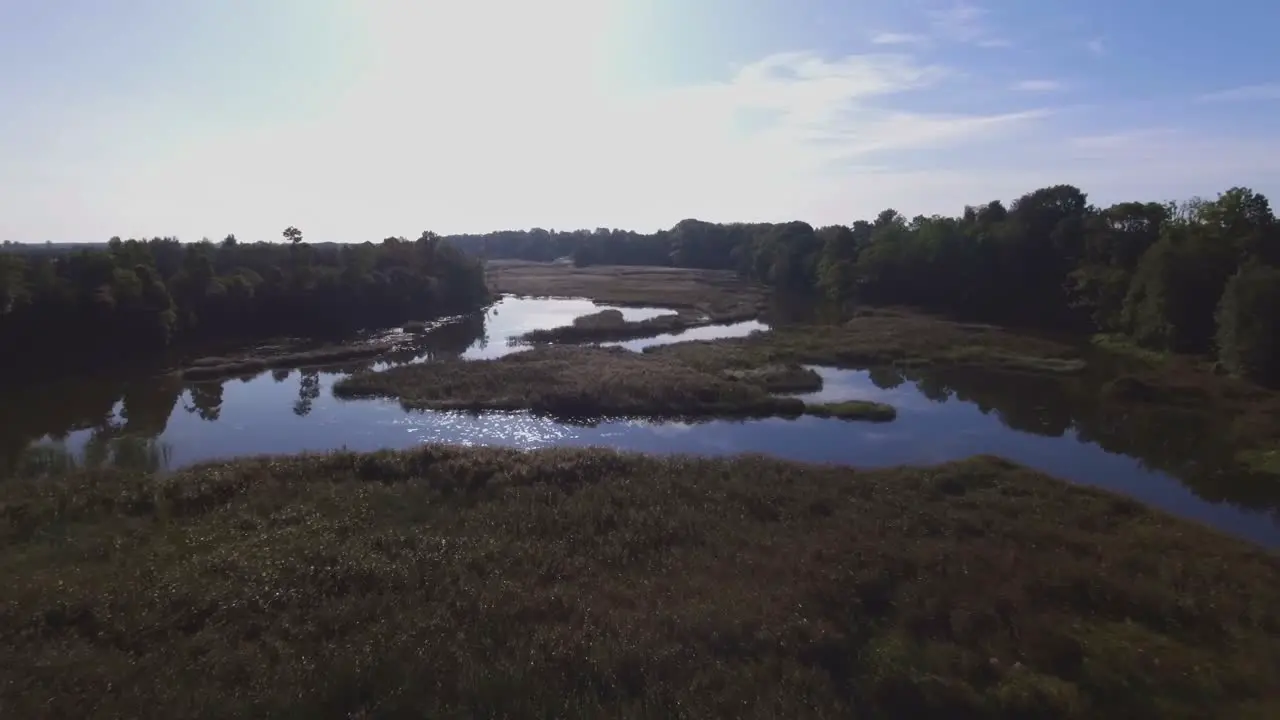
<box><xmin>8</xmin><ymin>185</ymin><xmax>1275</xmax><ymax>384</ymax></box>
<box><xmin>0</xmin><ymin>232</ymin><xmax>490</xmax><ymax>377</ymax></box>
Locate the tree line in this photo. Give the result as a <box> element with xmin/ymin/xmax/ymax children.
<box><xmin>5</xmin><ymin>185</ymin><xmax>1276</xmax><ymax>383</ymax></box>
<box><xmin>448</xmin><ymin>185</ymin><xmax>1280</xmax><ymax>385</ymax></box>
<box><xmin>0</xmin><ymin>229</ymin><xmax>489</xmax><ymax>375</ymax></box>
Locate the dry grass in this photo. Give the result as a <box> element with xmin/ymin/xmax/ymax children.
<box><xmin>1108</xmin><ymin>357</ymin><xmax>1280</xmax><ymax>465</ymax></box>
<box><xmin>1</xmin><ymin>445</ymin><xmax>1277</xmax><ymax>718</ymax></box>
<box><xmin>520</xmin><ymin>308</ymin><xmax>757</xmax><ymax>344</ymax></box>
<box><xmin>650</xmin><ymin>307</ymin><xmax>1087</xmax><ymax>375</ymax></box>
<box><xmin>486</xmin><ymin>260</ymin><xmax>767</xmax><ymax>318</ymax></box>
<box><xmin>180</xmin><ymin>342</ymin><xmax>396</xmax><ymax>381</ymax></box>
<box><xmin>806</xmin><ymin>400</ymin><xmax>898</xmax><ymax>422</ymax></box>
<box><xmin>1238</xmin><ymin>448</ymin><xmax>1280</xmax><ymax>477</ymax></box>
<box><xmin>720</xmin><ymin>363</ymin><xmax>823</xmax><ymax>393</ymax></box>
<box><xmin>334</xmin><ymin>345</ymin><xmax>808</xmax><ymax>419</ymax></box>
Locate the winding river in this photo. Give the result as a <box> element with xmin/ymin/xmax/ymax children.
<box><xmin>3</xmin><ymin>295</ymin><xmax>1277</xmax><ymax>547</ymax></box>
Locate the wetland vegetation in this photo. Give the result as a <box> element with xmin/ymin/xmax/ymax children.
<box><xmin>333</xmin><ymin>345</ymin><xmax>817</xmax><ymax>420</ymax></box>
<box><xmin>2</xmin><ymin>445</ymin><xmax>1278</xmax><ymax>718</ymax></box>
<box><xmin>486</xmin><ymin>259</ymin><xmax>765</xmax><ymax>319</ymax></box>
<box><xmin>647</xmin><ymin>307</ymin><xmax>1088</xmax><ymax>374</ymax></box>
<box><xmin>180</xmin><ymin>340</ymin><xmax>400</xmax><ymax>381</ymax></box>
<box><xmin>4</xmin><ymin>180</ymin><xmax>1280</xmax><ymax>715</ymax></box>
<box><xmin>805</xmin><ymin>399</ymin><xmax>898</xmax><ymax>421</ymax></box>
<box><xmin>518</xmin><ymin>307</ymin><xmax>748</xmax><ymax>345</ymax></box>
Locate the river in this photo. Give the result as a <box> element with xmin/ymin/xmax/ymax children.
<box><xmin>2</xmin><ymin>295</ymin><xmax>1277</xmax><ymax>547</ymax></box>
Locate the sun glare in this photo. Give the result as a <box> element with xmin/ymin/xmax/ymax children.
<box><xmin>359</xmin><ymin>0</ymin><xmax>619</xmax><ymax>101</ymax></box>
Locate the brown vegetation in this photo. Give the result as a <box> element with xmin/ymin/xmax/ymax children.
<box><xmin>521</xmin><ymin>307</ymin><xmax>676</xmax><ymax>343</ymax></box>
<box><xmin>334</xmin><ymin>345</ymin><xmax>808</xmax><ymax>419</ymax></box>
<box><xmin>805</xmin><ymin>400</ymin><xmax>898</xmax><ymax>421</ymax></box>
<box><xmin>180</xmin><ymin>341</ymin><xmax>396</xmax><ymax>381</ymax></box>
<box><xmin>1087</xmin><ymin>343</ymin><xmax>1280</xmax><ymax>465</ymax></box>
<box><xmin>720</xmin><ymin>363</ymin><xmax>823</xmax><ymax>393</ymax></box>
<box><xmin>650</xmin><ymin>307</ymin><xmax>1087</xmax><ymax>374</ymax></box>
<box><xmin>519</xmin><ymin>307</ymin><xmax>757</xmax><ymax>344</ymax></box>
<box><xmin>1</xmin><ymin>445</ymin><xmax>1277</xmax><ymax>718</ymax></box>
<box><xmin>486</xmin><ymin>260</ymin><xmax>766</xmax><ymax>318</ymax></box>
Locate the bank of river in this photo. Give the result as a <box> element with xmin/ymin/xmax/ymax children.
<box><xmin>3</xmin><ymin>295</ymin><xmax>1278</xmax><ymax>546</ymax></box>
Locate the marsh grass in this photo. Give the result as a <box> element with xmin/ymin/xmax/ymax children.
<box><xmin>181</xmin><ymin>342</ymin><xmax>395</xmax><ymax>381</ymax></box>
<box><xmin>721</xmin><ymin>363</ymin><xmax>823</xmax><ymax>393</ymax></box>
<box><xmin>1091</xmin><ymin>333</ymin><xmax>1172</xmax><ymax>366</ymax></box>
<box><xmin>1</xmin><ymin>445</ymin><xmax>1277</xmax><ymax>718</ymax></box>
<box><xmin>334</xmin><ymin>345</ymin><xmax>807</xmax><ymax>419</ymax></box>
<box><xmin>519</xmin><ymin>308</ymin><xmax>758</xmax><ymax>344</ymax></box>
<box><xmin>486</xmin><ymin>260</ymin><xmax>766</xmax><ymax>318</ymax></box>
<box><xmin>1102</xmin><ymin>375</ymin><xmax>1210</xmax><ymax>406</ymax></box>
<box><xmin>805</xmin><ymin>400</ymin><xmax>898</xmax><ymax>422</ymax></box>
<box><xmin>1091</xmin><ymin>355</ymin><xmax>1280</xmax><ymax>469</ymax></box>
<box><xmin>1239</xmin><ymin>448</ymin><xmax>1280</xmax><ymax>476</ymax></box>
<box><xmin>649</xmin><ymin>309</ymin><xmax>1087</xmax><ymax>374</ymax></box>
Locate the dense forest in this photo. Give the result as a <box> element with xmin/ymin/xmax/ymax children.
<box><xmin>0</xmin><ymin>229</ymin><xmax>489</xmax><ymax>375</ymax></box>
<box><xmin>449</xmin><ymin>185</ymin><xmax>1280</xmax><ymax>385</ymax></box>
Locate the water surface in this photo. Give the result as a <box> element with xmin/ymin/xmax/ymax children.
<box><xmin>605</xmin><ymin>320</ymin><xmax>769</xmax><ymax>351</ymax></box>
<box><xmin>3</xmin><ymin>296</ymin><xmax>1277</xmax><ymax>547</ymax></box>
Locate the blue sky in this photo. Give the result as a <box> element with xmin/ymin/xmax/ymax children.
<box><xmin>3</xmin><ymin>0</ymin><xmax>1280</xmax><ymax>242</ymax></box>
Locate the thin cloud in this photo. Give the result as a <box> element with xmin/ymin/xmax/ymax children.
<box><xmin>816</xmin><ymin>108</ymin><xmax>1053</xmax><ymax>157</ymax></box>
<box><xmin>871</xmin><ymin>32</ymin><xmax>926</xmax><ymax>46</ymax></box>
<box><xmin>1196</xmin><ymin>83</ymin><xmax>1280</xmax><ymax>103</ymax></box>
<box><xmin>926</xmin><ymin>2</ymin><xmax>1010</xmax><ymax>47</ymax></box>
<box><xmin>681</xmin><ymin>52</ymin><xmax>1046</xmax><ymax>160</ymax></box>
<box><xmin>1070</xmin><ymin>128</ymin><xmax>1181</xmax><ymax>152</ymax></box>
<box><xmin>1086</xmin><ymin>37</ymin><xmax>1106</xmax><ymax>56</ymax></box>
<box><xmin>1012</xmin><ymin>79</ymin><xmax>1063</xmax><ymax>92</ymax></box>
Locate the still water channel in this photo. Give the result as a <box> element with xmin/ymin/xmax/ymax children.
<box><xmin>3</xmin><ymin>296</ymin><xmax>1277</xmax><ymax>547</ymax></box>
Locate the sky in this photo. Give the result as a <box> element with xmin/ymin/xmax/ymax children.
<box><xmin>3</xmin><ymin>0</ymin><xmax>1280</xmax><ymax>242</ymax></box>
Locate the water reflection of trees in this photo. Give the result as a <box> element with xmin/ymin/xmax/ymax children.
<box><xmin>17</xmin><ymin>435</ymin><xmax>175</xmax><ymax>477</ymax></box>
<box><xmin>0</xmin><ymin>311</ymin><xmax>489</xmax><ymax>475</ymax></box>
<box><xmin>0</xmin><ymin>372</ymin><xmax>182</xmax><ymax>477</ymax></box>
<box><xmin>873</xmin><ymin>364</ymin><xmax>1277</xmax><ymax>514</ymax></box>
<box><xmin>185</xmin><ymin>382</ymin><xmax>224</xmax><ymax>421</ymax></box>
<box><xmin>293</xmin><ymin>370</ymin><xmax>321</xmax><ymax>416</ymax></box>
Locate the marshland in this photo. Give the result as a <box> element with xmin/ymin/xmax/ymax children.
<box><xmin>3</xmin><ymin>185</ymin><xmax>1280</xmax><ymax>716</ymax></box>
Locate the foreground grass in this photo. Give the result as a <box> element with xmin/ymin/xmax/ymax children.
<box><xmin>650</xmin><ymin>307</ymin><xmax>1087</xmax><ymax>375</ymax></box>
<box><xmin>334</xmin><ymin>345</ymin><xmax>808</xmax><ymax>419</ymax></box>
<box><xmin>1</xmin><ymin>445</ymin><xmax>1277</xmax><ymax>718</ymax></box>
<box><xmin>806</xmin><ymin>400</ymin><xmax>898</xmax><ymax>422</ymax></box>
<box><xmin>486</xmin><ymin>260</ymin><xmax>766</xmax><ymax>318</ymax></box>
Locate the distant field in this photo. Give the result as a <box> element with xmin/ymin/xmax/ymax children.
<box><xmin>485</xmin><ymin>260</ymin><xmax>766</xmax><ymax>316</ymax></box>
